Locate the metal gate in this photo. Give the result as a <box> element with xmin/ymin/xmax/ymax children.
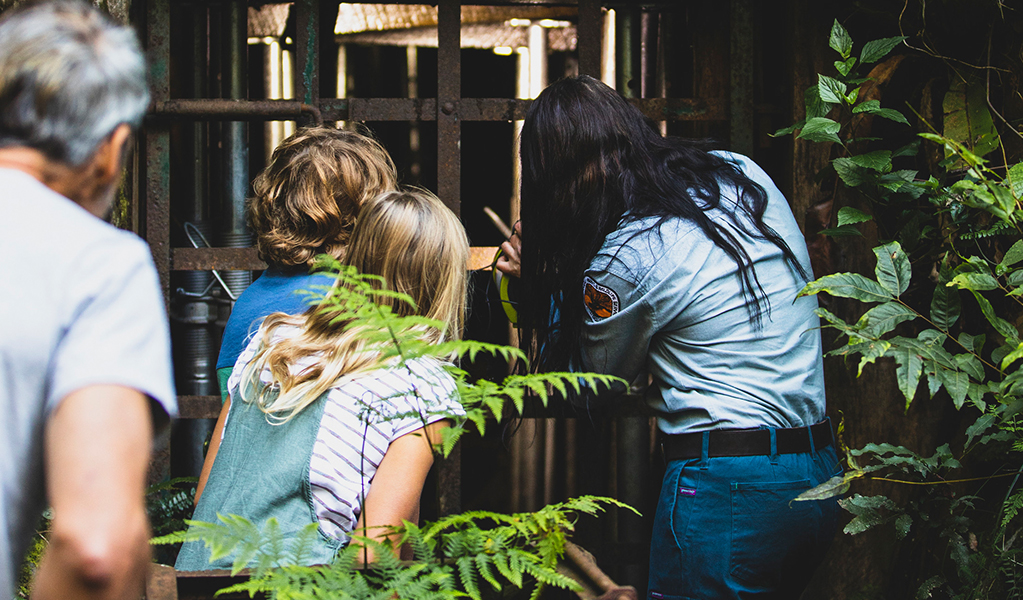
<box><xmin>138</xmin><ymin>0</ymin><xmax>766</xmax><ymax>589</ymax></box>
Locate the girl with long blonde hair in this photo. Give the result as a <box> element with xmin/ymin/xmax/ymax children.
<box><xmin>176</xmin><ymin>189</ymin><xmax>469</xmax><ymax>569</ymax></box>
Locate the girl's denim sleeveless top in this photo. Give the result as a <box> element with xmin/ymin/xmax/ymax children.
<box><xmin>175</xmin><ymin>391</ymin><xmax>343</xmax><ymax>570</ymax></box>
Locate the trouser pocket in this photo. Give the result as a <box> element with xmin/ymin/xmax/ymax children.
<box><xmin>729</xmin><ymin>478</ymin><xmax>817</xmax><ymax>590</ymax></box>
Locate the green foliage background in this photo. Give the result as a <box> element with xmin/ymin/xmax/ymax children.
<box><xmin>776</xmin><ymin>11</ymin><xmax>1023</xmax><ymax>598</ymax></box>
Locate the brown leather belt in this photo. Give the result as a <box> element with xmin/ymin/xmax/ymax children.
<box><xmin>661</xmin><ymin>420</ymin><xmax>834</xmax><ymax>461</ymax></box>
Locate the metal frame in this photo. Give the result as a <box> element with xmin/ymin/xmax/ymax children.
<box><xmin>142</xmin><ymin>0</ymin><xmax>748</xmax><ymax>417</ymax></box>
<box><xmin>139</xmin><ymin>0</ymin><xmax>755</xmax><ymax>586</ymax></box>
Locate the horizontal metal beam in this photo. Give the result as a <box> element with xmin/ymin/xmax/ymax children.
<box><xmin>173</xmin><ymin>247</ymin><xmax>265</xmax><ymax>271</ymax></box>
<box><xmin>148</xmin><ymin>98</ymin><xmax>727</xmax><ymax>124</ymax></box>
<box><xmin>148</xmin><ymin>99</ymin><xmax>322</xmax><ymax>124</ymax></box>
<box><xmin>172</xmin><ymin>246</ymin><xmax>500</xmax><ymax>271</ymax></box>
<box><xmin>325</xmin><ymin>98</ymin><xmax>726</xmax><ymax>122</ymax></box>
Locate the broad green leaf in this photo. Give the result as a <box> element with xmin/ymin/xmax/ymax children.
<box><xmin>793</xmin><ymin>474</ymin><xmax>851</xmax><ymax>502</ymax></box>
<box><xmin>895</xmin><ymin>514</ymin><xmax>913</xmax><ymax>540</ymax></box>
<box><xmin>855</xmin><ymin>302</ymin><xmax>917</xmax><ymax>338</ymax></box>
<box><xmin>1001</xmin><ymin>240</ymin><xmax>1023</xmax><ymax>268</ymax></box>
<box><xmin>970</xmin><ymin>290</ymin><xmax>1020</xmax><ymax>344</ymax></box>
<box><xmin>1002</xmin><ymin>341</ymin><xmax>1023</xmax><ymax>370</ymax></box>
<box><xmin>949</xmin><ymin>272</ymin><xmax>999</xmax><ymax>291</ymax></box>
<box><xmin>937</xmin><ymin>367</ymin><xmax>969</xmax><ymax>409</ymax></box>
<box><xmin>818</xmin><ymin>74</ymin><xmax>848</xmax><ymax>104</ymax></box>
<box><xmin>850</xmin><ymin>150</ymin><xmax>893</xmax><ymax>172</ymax></box>
<box><xmin>805</xmin><ymin>85</ymin><xmax>830</xmax><ymax>119</ymax></box>
<box><xmin>954</xmin><ymin>352</ymin><xmax>985</xmax><ymax>381</ymax></box>
<box><xmin>967</xmin><ymin>382</ymin><xmax>988</xmax><ymax>411</ymax></box>
<box><xmin>771</xmin><ymin>119</ymin><xmax>804</xmax><ymax>138</ymax></box>
<box><xmin>834</xmin><ymin>57</ymin><xmax>856</xmax><ymax>77</ymax></box>
<box><xmin>942</xmin><ymin>79</ymin><xmax>1000</xmax><ymax>167</ymax></box>
<box><xmin>799</xmin><ymin>272</ymin><xmax>894</xmax><ymax>303</ymax></box>
<box><xmin>819</xmin><ymin>224</ymin><xmax>864</xmax><ymax>237</ymax></box>
<box><xmin>837</xmin><ymin>207</ymin><xmax>872</xmax><ymax>227</ymax></box>
<box><xmin>833</xmin><ymin>157</ymin><xmax>871</xmax><ymax>187</ymax></box>
<box><xmin>827</xmin><ymin>340</ymin><xmax>891</xmax><ymax>376</ymax></box>
<box><xmin>990</xmin><ymin>184</ymin><xmax>1018</xmax><ymax>221</ymax></box>
<box><xmin>892</xmin><ymin>141</ymin><xmax>920</xmax><ymax>158</ymax></box>
<box><xmin>829</xmin><ymin>19</ymin><xmax>853</xmax><ymax>58</ymax></box>
<box><xmin>879</xmin><ymin>170</ymin><xmax>918</xmax><ymax>193</ymax></box>
<box><xmin>859</xmin><ymin>36</ymin><xmax>907</xmax><ymax>63</ymax></box>
<box><xmin>930</xmin><ymin>281</ymin><xmax>961</xmax><ymax>330</ymax></box>
<box><xmin>873</xmin><ymin>242</ymin><xmax>912</xmax><ymax>296</ymax></box>
<box><xmin>890</xmin><ymin>345</ymin><xmax>924</xmax><ymax>408</ymax></box>
<box><xmin>799</xmin><ymin>117</ymin><xmax>842</xmax><ymax>144</ymax></box>
<box><xmin>841</xmin><ymin>494</ymin><xmax>899</xmax><ymax>535</ymax></box>
<box><xmin>853</xmin><ymin>100</ymin><xmax>881</xmax><ymax>114</ymax></box>
<box><xmin>853</xmin><ymin>100</ymin><xmax>910</xmax><ymax>126</ymax></box>
<box><xmin>1008</xmin><ymin>162</ymin><xmax>1023</xmax><ymax>199</ymax></box>
<box><xmin>873</xmin><ymin>108</ymin><xmax>910</xmax><ymax>126</ymax></box>
<box><xmin>965</xmin><ymin>412</ymin><xmax>996</xmax><ymax>447</ymax></box>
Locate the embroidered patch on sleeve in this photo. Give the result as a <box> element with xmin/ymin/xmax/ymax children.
<box><xmin>583</xmin><ymin>276</ymin><xmax>620</xmax><ymax>320</ymax></box>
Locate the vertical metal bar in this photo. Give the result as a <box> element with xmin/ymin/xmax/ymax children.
<box><xmin>145</xmin><ymin>0</ymin><xmax>172</xmax><ymax>484</ymax></box>
<box><xmin>640</xmin><ymin>10</ymin><xmax>653</xmax><ymax>98</ymax></box>
<box><xmin>169</xmin><ymin>3</ymin><xmax>217</xmax><ymax>480</ymax></box>
<box><xmin>692</xmin><ymin>2</ymin><xmax>728</xmax><ymax>139</ymax></box>
<box><xmin>436</xmin><ymin>0</ymin><xmax>460</xmax><ymax>216</ymax></box>
<box><xmin>435</xmin><ymin>0</ymin><xmax>462</xmax><ymax>514</ymax></box>
<box><xmin>577</xmin><ymin>0</ymin><xmax>602</xmax><ymax>78</ymax></box>
<box><xmin>293</xmin><ymin>0</ymin><xmax>319</xmax><ymax>107</ymax></box>
<box><xmin>219</xmin><ymin>0</ymin><xmax>251</xmax><ymax>297</ymax></box>
<box><xmin>615</xmin><ymin>6</ymin><xmax>640</xmax><ymax>96</ymax></box>
<box><xmin>146</xmin><ymin>0</ymin><xmax>171</xmax><ymax>303</ymax></box>
<box><xmin>730</xmin><ymin>0</ymin><xmax>755</xmax><ymax>155</ymax></box>
<box><xmin>656</xmin><ymin>10</ymin><xmax>671</xmax><ymax>135</ymax></box>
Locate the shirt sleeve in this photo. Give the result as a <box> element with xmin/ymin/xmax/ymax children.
<box><xmin>387</xmin><ymin>361</ymin><xmax>464</xmax><ymax>441</ymax></box>
<box><xmin>48</xmin><ymin>238</ymin><xmax>177</xmax><ymax>424</ymax></box>
<box><xmin>227</xmin><ymin>324</ymin><xmax>267</xmax><ymax>400</ymax></box>
<box><xmin>578</xmin><ymin>269</ymin><xmax>658</xmax><ymax>388</ymax></box>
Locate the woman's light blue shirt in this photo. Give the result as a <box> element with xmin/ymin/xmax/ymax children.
<box><xmin>579</xmin><ymin>152</ymin><xmax>826</xmax><ymax>434</ymax></box>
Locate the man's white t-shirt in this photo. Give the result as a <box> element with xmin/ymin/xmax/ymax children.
<box><xmin>0</xmin><ymin>168</ymin><xmax>177</xmax><ymax>598</ymax></box>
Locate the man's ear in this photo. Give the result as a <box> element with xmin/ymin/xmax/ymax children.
<box><xmin>93</xmin><ymin>124</ymin><xmax>132</xmax><ymax>185</ymax></box>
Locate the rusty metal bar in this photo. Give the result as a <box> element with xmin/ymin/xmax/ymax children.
<box><xmin>320</xmin><ymin>98</ymin><xmax>437</xmax><ymax>122</ymax></box>
<box><xmin>436</xmin><ymin>0</ymin><xmax>460</xmax><ymax>216</ymax></box>
<box><xmin>145</xmin><ymin>0</ymin><xmax>171</xmax><ymax>302</ymax></box>
<box><xmin>177</xmin><ymin>396</ymin><xmax>224</xmax><ymax>419</ymax></box>
<box><xmin>577</xmin><ymin>0</ymin><xmax>602</xmax><ymax>78</ymax></box>
<box><xmin>171</xmin><ymin>246</ymin><xmax>498</xmax><ymax>272</ymax></box>
<box><xmin>172</xmin><ymin>247</ymin><xmax>265</xmax><ymax>271</ymax></box>
<box><xmin>149</xmin><ymin>98</ymin><xmax>722</xmax><ymax>124</ymax></box>
<box><xmin>144</xmin><ymin>0</ymin><xmax>172</xmax><ymax>489</ymax></box>
<box><xmin>729</xmin><ymin>0</ymin><xmax>755</xmax><ymax>155</ymax></box>
<box><xmin>293</xmin><ymin>0</ymin><xmax>320</xmax><ymax>107</ymax></box>
<box><xmin>146</xmin><ymin>564</ymin><xmax>178</xmax><ymax>600</ymax></box>
<box><xmin>150</xmin><ymin>99</ymin><xmax>323</xmax><ymax>124</ymax></box>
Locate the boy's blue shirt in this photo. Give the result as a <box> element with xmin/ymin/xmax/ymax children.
<box><xmin>216</xmin><ymin>265</ymin><xmax>333</xmax><ymax>398</ymax></box>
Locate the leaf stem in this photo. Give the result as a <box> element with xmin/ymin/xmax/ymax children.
<box><xmin>867</xmin><ymin>472</ymin><xmax>1019</xmax><ymax>486</ymax></box>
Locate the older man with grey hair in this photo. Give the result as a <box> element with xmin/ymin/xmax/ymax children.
<box><xmin>0</xmin><ymin>1</ymin><xmax>176</xmax><ymax>599</ymax></box>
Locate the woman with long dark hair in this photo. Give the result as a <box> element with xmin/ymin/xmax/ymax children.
<box><xmin>498</xmin><ymin>75</ymin><xmax>839</xmax><ymax>598</ymax></box>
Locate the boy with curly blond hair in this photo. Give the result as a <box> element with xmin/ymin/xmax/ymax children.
<box><xmin>216</xmin><ymin>127</ymin><xmax>398</xmax><ymax>398</ymax></box>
